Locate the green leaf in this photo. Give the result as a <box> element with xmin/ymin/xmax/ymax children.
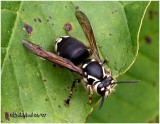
<box><xmin>87</xmin><ymin>1</ymin><xmax>158</xmax><ymax>123</ymax></box>
<box><xmin>1</xmin><ymin>1</ymin><xmax>20</xmax><ymax>66</ymax></box>
<box><xmin>1</xmin><ymin>1</ymin><xmax>150</xmax><ymax>122</ymax></box>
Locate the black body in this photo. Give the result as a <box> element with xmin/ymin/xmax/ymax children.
<box><xmin>82</xmin><ymin>59</ymin><xmax>104</xmax><ymax>85</ymax></box>
<box><xmin>56</xmin><ymin>37</ymin><xmax>89</xmax><ymax>65</ymax></box>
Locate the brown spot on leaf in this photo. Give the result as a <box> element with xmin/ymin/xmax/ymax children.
<box><xmin>126</xmin><ymin>48</ymin><xmax>129</xmax><ymax>53</ymax></box>
<box><xmin>67</xmin><ymin>86</ymin><xmax>70</xmax><ymax>89</ymax></box>
<box><xmin>34</xmin><ymin>18</ymin><xmax>42</xmax><ymax>23</ymax></box>
<box><xmin>149</xmin><ymin>10</ymin><xmax>159</xmax><ymax>20</ymax></box>
<box><xmin>149</xmin><ymin>10</ymin><xmax>153</xmax><ymax>19</ymax></box>
<box><xmin>24</xmin><ymin>23</ymin><xmax>33</xmax><ymax>36</ymax></box>
<box><xmin>37</xmin><ymin>18</ymin><xmax>41</xmax><ymax>22</ymax></box>
<box><xmin>43</xmin><ymin>79</ymin><xmax>47</xmax><ymax>82</ymax></box>
<box><xmin>64</xmin><ymin>22</ymin><xmax>72</xmax><ymax>32</ymax></box>
<box><xmin>75</xmin><ymin>6</ymin><xmax>79</xmax><ymax>10</ymax></box>
<box><xmin>64</xmin><ymin>99</ymin><xmax>70</xmax><ymax>107</ymax></box>
<box><xmin>65</xmin><ymin>5</ymin><xmax>68</xmax><ymax>9</ymax></box>
<box><xmin>9</xmin><ymin>54</ymin><xmax>11</xmax><ymax>59</ymax></box>
<box><xmin>112</xmin><ymin>10</ymin><xmax>118</xmax><ymax>14</ymax></box>
<box><xmin>5</xmin><ymin>112</ymin><xmax>10</xmax><ymax>121</ymax></box>
<box><xmin>33</xmin><ymin>4</ymin><xmax>38</xmax><ymax>7</ymax></box>
<box><xmin>148</xmin><ymin>115</ymin><xmax>159</xmax><ymax>123</ymax></box>
<box><xmin>144</xmin><ymin>36</ymin><xmax>152</xmax><ymax>44</ymax></box>
<box><xmin>152</xmin><ymin>82</ymin><xmax>157</xmax><ymax>87</ymax></box>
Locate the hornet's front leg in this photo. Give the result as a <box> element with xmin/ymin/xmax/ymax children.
<box><xmin>86</xmin><ymin>84</ymin><xmax>93</xmax><ymax>104</ymax></box>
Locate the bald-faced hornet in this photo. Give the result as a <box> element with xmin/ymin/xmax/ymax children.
<box><xmin>22</xmin><ymin>10</ymin><xmax>139</xmax><ymax>109</ymax></box>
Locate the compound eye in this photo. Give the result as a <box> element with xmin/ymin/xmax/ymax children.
<box><xmin>98</xmin><ymin>83</ymin><xmax>103</xmax><ymax>89</ymax></box>
<box><xmin>108</xmin><ymin>76</ymin><xmax>113</xmax><ymax>81</ymax></box>
<box><xmin>97</xmin><ymin>83</ymin><xmax>105</xmax><ymax>96</ymax></box>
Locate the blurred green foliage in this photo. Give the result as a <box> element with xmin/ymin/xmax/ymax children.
<box><xmin>87</xmin><ymin>1</ymin><xmax>159</xmax><ymax>123</ymax></box>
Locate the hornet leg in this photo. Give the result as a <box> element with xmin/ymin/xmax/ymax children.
<box><xmin>64</xmin><ymin>79</ymin><xmax>80</xmax><ymax>107</ymax></box>
<box><xmin>87</xmin><ymin>85</ymin><xmax>93</xmax><ymax>104</ymax></box>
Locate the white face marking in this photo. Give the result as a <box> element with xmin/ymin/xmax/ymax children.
<box><xmin>93</xmin><ymin>82</ymin><xmax>101</xmax><ymax>93</ymax></box>
<box><xmin>111</xmin><ymin>80</ymin><xmax>114</xmax><ymax>84</ymax></box>
<box><xmin>82</xmin><ymin>63</ymin><xmax>88</xmax><ymax>69</ymax></box>
<box><xmin>101</xmin><ymin>87</ymin><xmax>105</xmax><ymax>91</ymax></box>
<box><xmin>105</xmin><ymin>90</ymin><xmax>109</xmax><ymax>98</ymax></box>
<box><xmin>107</xmin><ymin>85</ymin><xmax>111</xmax><ymax>90</ymax></box>
<box><xmin>55</xmin><ymin>38</ymin><xmax>62</xmax><ymax>52</ymax></box>
<box><xmin>104</xmin><ymin>85</ymin><xmax>115</xmax><ymax>98</ymax></box>
<box><xmin>61</xmin><ymin>35</ymin><xmax>69</xmax><ymax>38</ymax></box>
